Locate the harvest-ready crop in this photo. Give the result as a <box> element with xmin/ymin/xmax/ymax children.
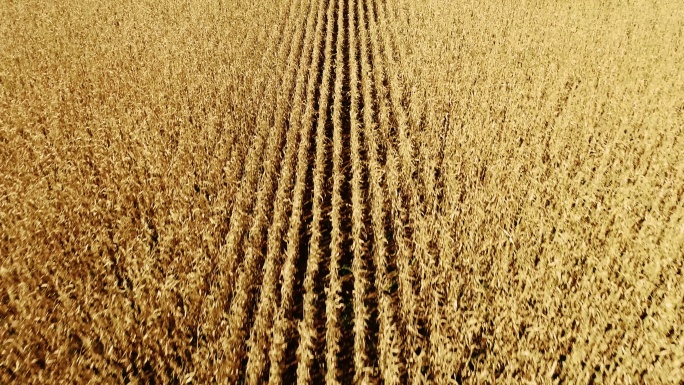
<box><xmin>1</xmin><ymin>0</ymin><xmax>683</xmax><ymax>383</ymax></box>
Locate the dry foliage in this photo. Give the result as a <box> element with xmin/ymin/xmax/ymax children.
<box><xmin>1</xmin><ymin>0</ymin><xmax>683</xmax><ymax>383</ymax></box>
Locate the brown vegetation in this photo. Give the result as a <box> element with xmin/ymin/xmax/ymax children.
<box><xmin>1</xmin><ymin>0</ymin><xmax>683</xmax><ymax>383</ymax></box>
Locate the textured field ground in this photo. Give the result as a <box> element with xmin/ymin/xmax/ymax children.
<box><xmin>1</xmin><ymin>0</ymin><xmax>683</xmax><ymax>383</ymax></box>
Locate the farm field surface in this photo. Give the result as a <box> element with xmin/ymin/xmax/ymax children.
<box><xmin>1</xmin><ymin>0</ymin><xmax>684</xmax><ymax>383</ymax></box>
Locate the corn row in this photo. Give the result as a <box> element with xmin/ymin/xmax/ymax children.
<box><xmin>364</xmin><ymin>0</ymin><xmax>427</xmax><ymax>382</ymax></box>
<box><xmin>373</xmin><ymin>2</ymin><xmax>436</xmax><ymax>381</ymax></box>
<box><xmin>294</xmin><ymin>0</ymin><xmax>337</xmax><ymax>380</ymax></box>
<box><xmin>218</xmin><ymin>0</ymin><xmax>306</xmax><ymax>305</ymax></box>
<box><xmin>347</xmin><ymin>0</ymin><xmax>373</xmax><ymax>382</ymax></box>
<box><xmin>357</xmin><ymin>0</ymin><xmax>403</xmax><ymax>382</ymax></box>
<box><xmin>324</xmin><ymin>0</ymin><xmax>347</xmax><ymax>382</ymax></box>
<box><xmin>261</xmin><ymin>0</ymin><xmax>328</xmax><ymax>382</ymax></box>
<box><xmin>243</xmin><ymin>0</ymin><xmax>328</xmax><ymax>381</ymax></box>
<box><xmin>193</xmin><ymin>0</ymin><xmax>304</xmax><ymax>370</ymax></box>
<box><xmin>217</xmin><ymin>0</ymin><xmax>318</xmax><ymax>381</ymax></box>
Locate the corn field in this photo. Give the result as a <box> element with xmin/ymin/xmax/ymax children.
<box><xmin>1</xmin><ymin>0</ymin><xmax>683</xmax><ymax>383</ymax></box>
